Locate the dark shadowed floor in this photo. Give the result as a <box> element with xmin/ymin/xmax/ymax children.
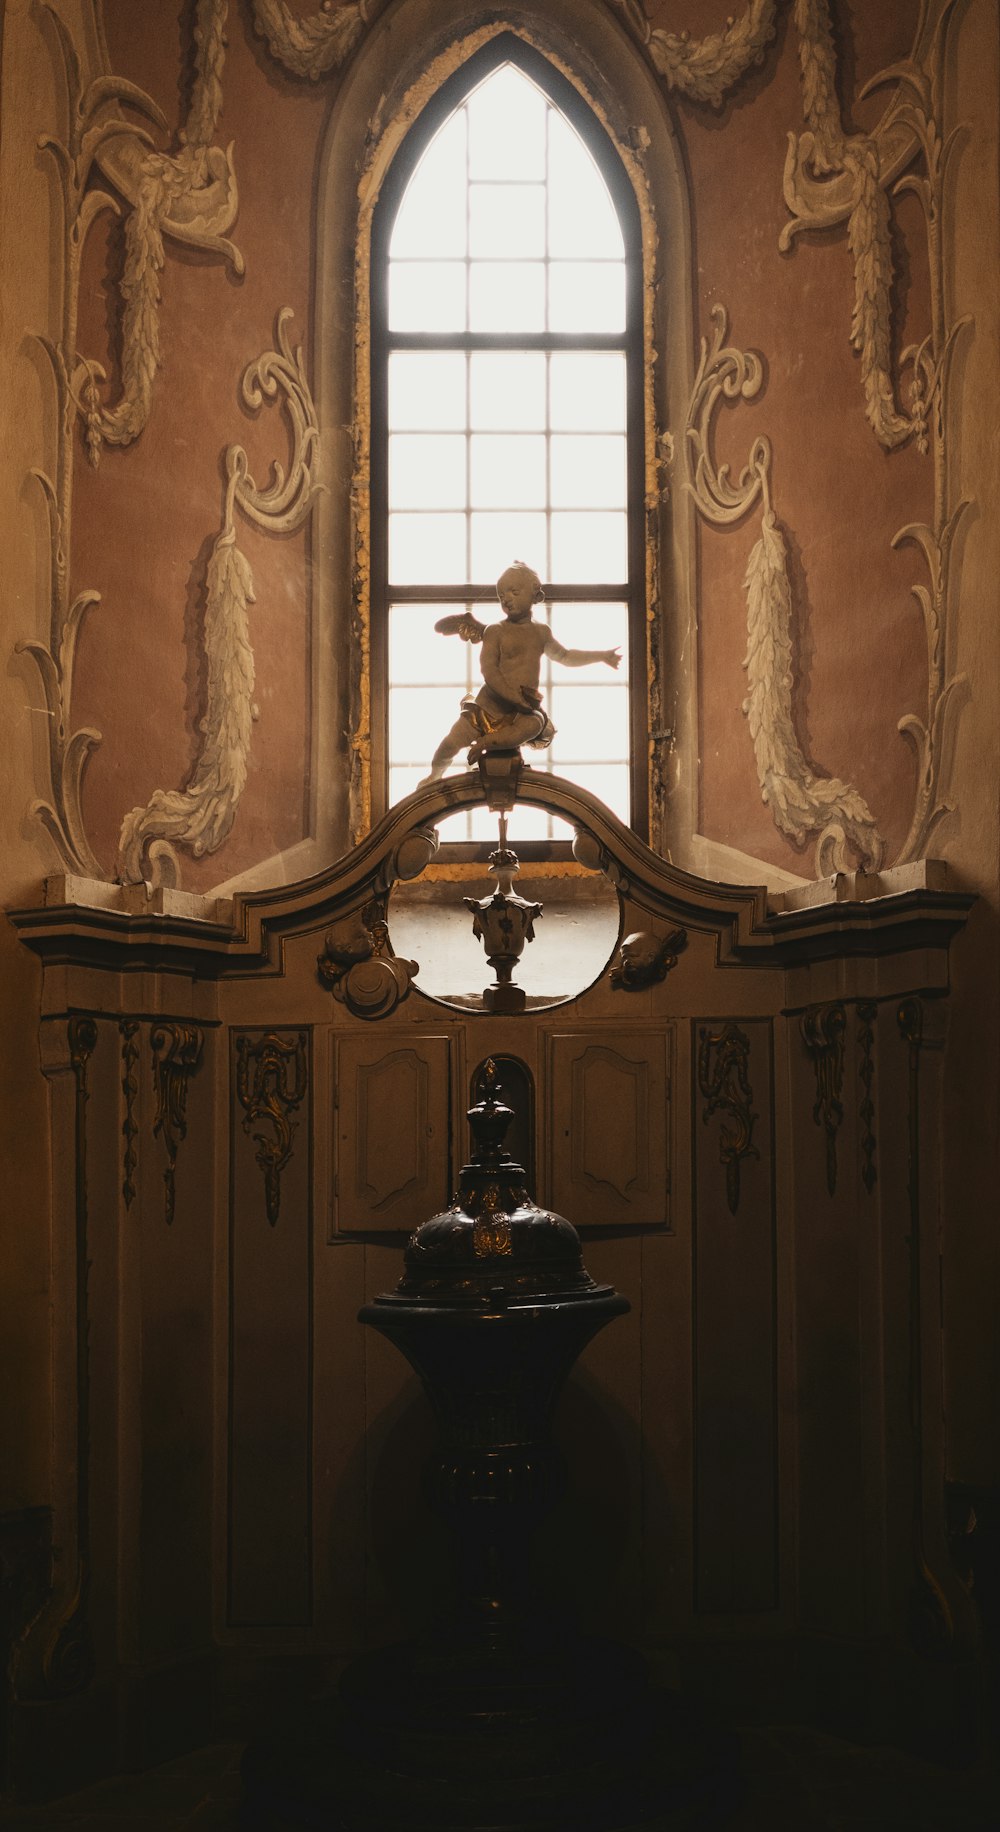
<box><xmin>0</xmin><ymin>1726</ymin><xmax>998</xmax><ymax>1831</ymax></box>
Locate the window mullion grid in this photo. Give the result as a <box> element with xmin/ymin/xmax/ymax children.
<box><xmin>381</xmin><ymin>52</ymin><xmax>640</xmax><ymax>845</ymax></box>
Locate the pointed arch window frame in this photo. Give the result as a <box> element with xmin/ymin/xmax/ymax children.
<box><xmin>369</xmin><ymin>33</ymin><xmax>648</xmax><ymax>850</ymax></box>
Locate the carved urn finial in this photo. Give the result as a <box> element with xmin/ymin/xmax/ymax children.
<box><xmin>463</xmin><ymin>815</ymin><xmax>542</xmax><ymax>1013</ymax></box>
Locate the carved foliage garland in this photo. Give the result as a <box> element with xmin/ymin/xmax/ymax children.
<box><xmin>686</xmin><ymin>306</ymin><xmax>886</xmax><ymax>874</ymax></box>
<box><xmin>629</xmin><ymin>0</ymin><xmax>967</xmax><ymax>871</ymax></box>
<box><xmin>235</xmin><ymin>1032</ymin><xmax>309</xmax><ymax>1226</ymax></box>
<box><xmin>782</xmin><ymin>0</ymin><xmax>971</xmax><ymax>861</ymax></box>
<box><xmin>18</xmin><ymin>7</ymin><xmax>163</xmax><ymax>876</ymax></box>
<box><xmin>117</xmin><ymin>311</ymin><xmax>322</xmax><ymax>886</ymax></box>
<box><xmin>800</xmin><ymin>1001</ymin><xmax>846</xmax><ymax>1196</ymax></box>
<box><xmin>82</xmin><ymin>0</ymin><xmax>243</xmax><ymax>466</ymax></box>
<box><xmin>612</xmin><ymin>0</ymin><xmax>777</xmax><ymax>108</ymax></box>
<box><xmin>151</xmin><ymin>1023</ymin><xmax>204</xmax><ymax>1226</ymax></box>
<box><xmin>21</xmin><ymin>0</ymin><xmax>243</xmax><ymax>877</ymax></box>
<box><xmin>120</xmin><ymin>1020</ymin><xmax>140</xmax><ymax>1209</ymax></box>
<box><xmin>249</xmin><ymin>0</ymin><xmax>382</xmax><ymax>79</ymax></box>
<box><xmin>697</xmin><ymin>1020</ymin><xmax>759</xmax><ymax>1216</ymax></box>
<box><xmin>24</xmin><ymin>1</ymin><xmax>967</xmax><ymax>884</ymax></box>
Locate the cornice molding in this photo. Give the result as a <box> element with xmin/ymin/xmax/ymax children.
<box><xmin>9</xmin><ymin>771</ymin><xmax>973</xmax><ymax>982</ymax></box>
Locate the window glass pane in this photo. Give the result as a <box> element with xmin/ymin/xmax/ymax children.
<box><xmin>548</xmin><ymin>262</ymin><xmax>626</xmax><ymax>333</ymax></box>
<box><xmin>550</xmin><ymin>512</ymin><xmax>627</xmax><ymax>582</ymax></box>
<box><xmin>557</xmin><ymin>761</ymin><xmax>630</xmax><ymax>822</ymax></box>
<box><xmin>548</xmin><ymin>684</ymin><xmax>630</xmax><ymax>758</ymax></box>
<box><xmin>388</xmin><ymin>764</ymin><xmax>428</xmax><ymax>808</ymax></box>
<box><xmin>390</xmin><ymin>685</ymin><xmax>468</xmax><ymax>763</ymax></box>
<box><xmin>469</xmin><ymin>262</ymin><xmax>545</xmax><ymax>331</ymax></box>
<box><xmin>389</xmin><ymin>353</ymin><xmax>466</xmax><ymax>430</ymax></box>
<box><xmin>389</xmin><ymin>109</ymin><xmax>468</xmax><ymax>258</ymax></box>
<box><xmin>471</xmin><ymin>434</ymin><xmax>546</xmax><ymax>508</ymax></box>
<box><xmin>549</xmin><ymin>603</ymin><xmax>629</xmax><ymax>673</ymax></box>
<box><xmin>383</xmin><ymin>64</ymin><xmax>638</xmax><ymax>838</ymax></box>
<box><xmin>389</xmin><ymin>512</ymin><xmax>467</xmax><ymax>584</ymax></box>
<box><xmin>470</xmin><ymin>511</ymin><xmax>548</xmax><ymax>581</ymax></box>
<box><xmin>546</xmin><ymin>111</ymin><xmax>623</xmax><ymax>259</ymax></box>
<box><xmin>389</xmin><ymin>604</ymin><xmax>477</xmax><ymax>686</ymax></box>
<box><xmin>550</xmin><ymin>434</ymin><xmax>626</xmax><ymax>509</ymax></box>
<box><xmin>389</xmin><ymin>434</ymin><xmax>466</xmax><ymax>509</ymax></box>
<box><xmin>468</xmin><ymin>65</ymin><xmax>546</xmax><ymax>180</ymax></box>
<box><xmin>549</xmin><ymin>354</ymin><xmax>626</xmax><ymax>431</ymax></box>
<box><xmin>388</xmin><ymin>261</ymin><xmax>466</xmax><ymax>332</ymax></box>
<box><xmin>469</xmin><ymin>183</ymin><xmax>545</xmax><ymax>259</ymax></box>
<box><xmin>470</xmin><ymin>353</ymin><xmax>546</xmax><ymax>429</ymax></box>
<box><xmin>478</xmin><ymin>800</ymin><xmax>552</xmax><ymax>841</ymax></box>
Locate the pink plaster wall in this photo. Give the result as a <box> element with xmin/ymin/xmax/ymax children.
<box><xmin>72</xmin><ymin>0</ymin><xmax>930</xmax><ymax>884</ymax></box>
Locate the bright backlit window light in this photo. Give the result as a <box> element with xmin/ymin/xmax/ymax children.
<box><xmin>379</xmin><ymin>55</ymin><xmax>638</xmax><ymax>843</ymax></box>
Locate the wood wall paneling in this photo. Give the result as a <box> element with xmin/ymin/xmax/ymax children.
<box><xmin>546</xmin><ymin>1029</ymin><xmax>672</xmax><ymax>1228</ymax></box>
<box><xmin>332</xmin><ymin>1033</ymin><xmax>453</xmax><ymax>1235</ymax></box>
<box><xmin>139</xmin><ymin>1022</ymin><xmax>214</xmax><ymax>1660</ymax></box>
<box><xmin>692</xmin><ymin>1018</ymin><xmax>777</xmax><ymax>1616</ymax></box>
<box><xmin>228</xmin><ymin>1028</ymin><xmax>313</xmax><ymax>1629</ymax></box>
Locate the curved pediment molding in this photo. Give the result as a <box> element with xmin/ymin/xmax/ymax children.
<box><xmin>12</xmin><ymin>766</ymin><xmax>972</xmax><ymax>978</ymax></box>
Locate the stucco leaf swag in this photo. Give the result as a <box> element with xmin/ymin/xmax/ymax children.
<box><xmin>785</xmin><ymin>0</ymin><xmax>970</xmax><ymax>861</ymax></box>
<box><xmin>81</xmin><ymin>0</ymin><xmax>244</xmax><ymax>466</ymax></box>
<box><xmin>249</xmin><ymin>0</ymin><xmax>384</xmax><ymax>80</ymax></box>
<box><xmin>784</xmin><ymin>0</ymin><xmax>912</xmax><ymax>449</ymax></box>
<box><xmin>18</xmin><ymin>4</ymin><xmax>170</xmax><ymax>876</ymax></box>
<box><xmin>687</xmin><ymin>308</ymin><xmax>885</xmax><ymax>875</ymax></box>
<box><xmin>117</xmin><ymin>311</ymin><xmax>322</xmax><ymax>887</ymax></box>
<box><xmin>612</xmin><ymin>0</ymin><xmax>777</xmax><ymax>108</ymax></box>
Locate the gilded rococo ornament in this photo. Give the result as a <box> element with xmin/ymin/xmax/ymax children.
<box><xmin>318</xmin><ymin>901</ymin><xmax>418</xmax><ymax>1019</ymax></box>
<box><xmin>151</xmin><ymin>1023</ymin><xmax>204</xmax><ymax>1225</ymax></box>
<box><xmin>697</xmin><ymin>1020</ymin><xmax>759</xmax><ymax>1216</ymax></box>
<box><xmin>611</xmin><ymin>927</ymin><xmax>687</xmax><ymax>991</ymax></box>
<box><xmin>800</xmin><ymin>1001</ymin><xmax>846</xmax><ymax>1197</ymax></box>
<box><xmin>235</xmin><ymin>1031</ymin><xmax>308</xmax><ymax>1226</ymax></box>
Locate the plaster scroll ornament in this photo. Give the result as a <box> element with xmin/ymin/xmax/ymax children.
<box><xmin>422</xmin><ymin>563</ymin><xmax>620</xmax><ymax>781</ymax></box>
<box><xmin>686</xmin><ymin>306</ymin><xmax>885</xmax><ymax>876</ymax></box>
<box><xmin>249</xmin><ymin>0</ymin><xmax>385</xmax><ymax>80</ymax></box>
<box><xmin>19</xmin><ymin>3</ymin><xmax>180</xmax><ymax>877</ymax></box>
<box><xmin>611</xmin><ymin>0</ymin><xmax>777</xmax><ymax>109</ymax></box>
<box><xmin>117</xmin><ymin>310</ymin><xmax>322</xmax><ymax>887</ymax></box>
<box><xmin>18</xmin><ymin>1</ymin><xmax>244</xmax><ymax>880</ymax></box>
<box><xmin>786</xmin><ymin>0</ymin><xmax>970</xmax><ymax>861</ymax></box>
<box><xmin>80</xmin><ymin>0</ymin><xmax>244</xmax><ymax>466</ymax></box>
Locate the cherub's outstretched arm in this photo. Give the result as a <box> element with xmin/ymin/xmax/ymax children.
<box><xmin>544</xmin><ymin>633</ymin><xmax>621</xmax><ymax>670</ymax></box>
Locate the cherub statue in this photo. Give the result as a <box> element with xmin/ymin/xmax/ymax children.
<box><xmin>421</xmin><ymin>561</ymin><xmax>621</xmax><ymax>781</ymax></box>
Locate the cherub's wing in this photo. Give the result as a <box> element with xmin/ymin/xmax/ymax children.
<box><xmin>433</xmin><ymin>612</ymin><xmax>487</xmax><ymax>644</ymax></box>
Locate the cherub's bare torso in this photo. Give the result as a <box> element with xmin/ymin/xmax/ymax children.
<box><xmin>421</xmin><ymin>562</ymin><xmax>620</xmax><ymax>780</ymax></box>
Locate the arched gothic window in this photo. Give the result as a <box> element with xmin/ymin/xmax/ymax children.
<box><xmin>370</xmin><ymin>35</ymin><xmax>645</xmax><ymax>846</ymax></box>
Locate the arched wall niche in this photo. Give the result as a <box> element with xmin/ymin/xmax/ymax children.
<box><xmin>312</xmin><ymin>0</ymin><xmax>696</xmax><ymax>871</ymax></box>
